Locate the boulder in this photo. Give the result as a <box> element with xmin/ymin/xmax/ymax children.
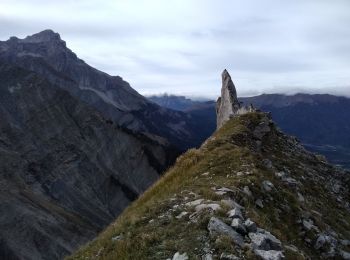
<box><xmin>111</xmin><ymin>235</ymin><xmax>123</xmax><ymax>242</ymax></box>
<box><xmin>249</xmin><ymin>230</ymin><xmax>282</xmax><ymax>250</ymax></box>
<box><xmin>217</xmin><ymin>187</ymin><xmax>235</xmax><ymax>193</ymax></box>
<box><xmin>172</xmin><ymin>252</ymin><xmax>189</xmax><ymax>260</ymax></box>
<box><xmin>314</xmin><ymin>234</ymin><xmax>337</xmax><ymax>250</ymax></box>
<box><xmin>176</xmin><ymin>212</ymin><xmax>188</xmax><ymax>219</ymax></box>
<box><xmin>243</xmin><ymin>186</ymin><xmax>253</xmax><ymax>197</ymax></box>
<box><xmin>221</xmin><ymin>199</ymin><xmax>241</xmax><ymax>209</ymax></box>
<box><xmin>340</xmin><ymin>250</ymin><xmax>350</xmax><ymax>259</ymax></box>
<box><xmin>340</xmin><ymin>239</ymin><xmax>350</xmax><ymax>246</ymax></box>
<box><xmin>227</xmin><ymin>208</ymin><xmax>244</xmax><ymax>220</ymax></box>
<box><xmin>254</xmin><ymin>249</ymin><xmax>284</xmax><ymax>260</ymax></box>
<box><xmin>202</xmin><ymin>253</ymin><xmax>213</xmax><ymax>260</ymax></box>
<box><xmin>314</xmin><ymin>233</ymin><xmax>337</xmax><ymax>257</ymax></box>
<box><xmin>282</xmin><ymin>177</ymin><xmax>299</xmax><ymax>187</ymax></box>
<box><xmin>231</xmin><ymin>218</ymin><xmax>247</xmax><ymax>235</ymax></box>
<box><xmin>244</xmin><ymin>219</ymin><xmax>257</xmax><ymax>233</ymax></box>
<box><xmin>220</xmin><ymin>253</ymin><xmax>240</xmax><ymax>260</ymax></box>
<box><xmin>262</xmin><ymin>159</ymin><xmax>273</xmax><ymax>169</ymax></box>
<box><xmin>195</xmin><ymin>203</ymin><xmax>221</xmax><ymax>213</ymax></box>
<box><xmin>275</xmin><ymin>171</ymin><xmax>287</xmax><ymax>179</ymax></box>
<box><xmin>185</xmin><ymin>199</ymin><xmax>204</xmax><ymax>207</ymax></box>
<box><xmin>302</xmin><ymin>219</ymin><xmax>318</xmax><ymax>231</ymax></box>
<box><xmin>262</xmin><ymin>180</ymin><xmax>274</xmax><ymax>192</ymax></box>
<box><xmin>297</xmin><ymin>192</ymin><xmax>305</xmax><ymax>203</ymax></box>
<box><xmin>255</xmin><ymin>199</ymin><xmax>264</xmax><ymax>208</ymax></box>
<box><xmin>208</xmin><ymin>217</ymin><xmax>245</xmax><ymax>248</ymax></box>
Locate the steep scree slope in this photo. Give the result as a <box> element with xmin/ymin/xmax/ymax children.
<box><xmin>69</xmin><ymin>112</ymin><xmax>350</xmax><ymax>260</ymax></box>
<box><xmin>0</xmin><ymin>65</ymin><xmax>177</xmax><ymax>260</ymax></box>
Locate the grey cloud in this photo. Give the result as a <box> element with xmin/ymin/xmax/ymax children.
<box><xmin>0</xmin><ymin>0</ymin><xmax>349</xmax><ymax>98</ymax></box>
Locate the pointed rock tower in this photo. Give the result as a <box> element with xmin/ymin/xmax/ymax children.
<box><xmin>216</xmin><ymin>69</ymin><xmax>240</xmax><ymax>129</ymax></box>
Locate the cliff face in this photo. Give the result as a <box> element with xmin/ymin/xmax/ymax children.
<box><xmin>69</xmin><ymin>112</ymin><xmax>350</xmax><ymax>260</ymax></box>
<box><xmin>216</xmin><ymin>70</ymin><xmax>241</xmax><ymax>129</ymax></box>
<box><xmin>0</xmin><ymin>30</ymin><xmax>205</xmax><ymax>150</ymax></box>
<box><xmin>0</xmin><ymin>65</ymin><xmax>177</xmax><ymax>260</ymax></box>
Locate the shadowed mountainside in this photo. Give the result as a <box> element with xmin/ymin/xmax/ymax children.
<box><xmin>0</xmin><ymin>64</ymin><xmax>178</xmax><ymax>260</ymax></box>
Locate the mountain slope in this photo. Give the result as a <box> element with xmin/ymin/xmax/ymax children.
<box><xmin>69</xmin><ymin>112</ymin><xmax>350</xmax><ymax>259</ymax></box>
<box><xmin>0</xmin><ymin>64</ymin><xmax>177</xmax><ymax>260</ymax></box>
<box><xmin>0</xmin><ymin>30</ymin><xmax>205</xmax><ymax>150</ymax></box>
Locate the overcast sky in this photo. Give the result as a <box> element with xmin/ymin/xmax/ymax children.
<box><xmin>1</xmin><ymin>0</ymin><xmax>349</xmax><ymax>98</ymax></box>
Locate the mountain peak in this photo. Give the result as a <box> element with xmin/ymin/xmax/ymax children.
<box><xmin>21</xmin><ymin>29</ymin><xmax>65</xmax><ymax>45</ymax></box>
<box><xmin>216</xmin><ymin>69</ymin><xmax>240</xmax><ymax>129</ymax></box>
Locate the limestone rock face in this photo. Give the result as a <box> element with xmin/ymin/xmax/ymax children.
<box><xmin>216</xmin><ymin>70</ymin><xmax>240</xmax><ymax>129</ymax></box>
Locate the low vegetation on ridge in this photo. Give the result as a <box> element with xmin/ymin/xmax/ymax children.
<box><xmin>69</xmin><ymin>112</ymin><xmax>350</xmax><ymax>260</ymax></box>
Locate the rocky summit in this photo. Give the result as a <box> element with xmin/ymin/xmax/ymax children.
<box><xmin>69</xmin><ymin>76</ymin><xmax>350</xmax><ymax>259</ymax></box>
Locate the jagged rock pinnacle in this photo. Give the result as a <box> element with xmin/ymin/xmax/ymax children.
<box><xmin>216</xmin><ymin>69</ymin><xmax>240</xmax><ymax>129</ymax></box>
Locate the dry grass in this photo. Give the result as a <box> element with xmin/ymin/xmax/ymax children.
<box><xmin>68</xmin><ymin>112</ymin><xmax>350</xmax><ymax>260</ymax></box>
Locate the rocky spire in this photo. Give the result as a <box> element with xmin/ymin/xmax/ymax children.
<box><xmin>216</xmin><ymin>69</ymin><xmax>240</xmax><ymax>129</ymax></box>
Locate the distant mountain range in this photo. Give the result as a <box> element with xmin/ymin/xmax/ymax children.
<box><xmin>149</xmin><ymin>93</ymin><xmax>350</xmax><ymax>169</ymax></box>
<box><xmin>148</xmin><ymin>94</ymin><xmax>210</xmax><ymax>111</ymax></box>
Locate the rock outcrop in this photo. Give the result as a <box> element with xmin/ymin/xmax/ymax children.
<box><xmin>216</xmin><ymin>69</ymin><xmax>241</xmax><ymax>129</ymax></box>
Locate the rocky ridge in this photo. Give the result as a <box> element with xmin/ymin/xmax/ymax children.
<box><xmin>69</xmin><ymin>107</ymin><xmax>350</xmax><ymax>259</ymax></box>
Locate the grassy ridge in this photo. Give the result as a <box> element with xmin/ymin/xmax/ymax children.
<box><xmin>69</xmin><ymin>112</ymin><xmax>350</xmax><ymax>259</ymax></box>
